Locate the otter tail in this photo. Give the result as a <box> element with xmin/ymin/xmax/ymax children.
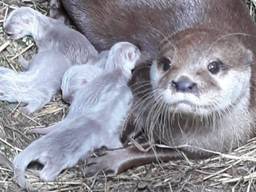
<box><xmin>0</xmin><ymin>66</ymin><xmax>52</xmax><ymax>113</ymax></box>
<box><xmin>0</xmin><ymin>67</ymin><xmax>40</xmax><ymax>101</ymax></box>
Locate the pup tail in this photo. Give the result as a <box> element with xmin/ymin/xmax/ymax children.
<box><xmin>0</xmin><ymin>67</ymin><xmax>38</xmax><ymax>102</ymax></box>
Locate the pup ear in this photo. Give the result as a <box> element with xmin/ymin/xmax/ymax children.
<box><xmin>21</xmin><ymin>12</ymin><xmax>35</xmax><ymax>25</ymax></box>
<box><xmin>22</xmin><ymin>17</ymin><xmax>32</xmax><ymax>25</ymax></box>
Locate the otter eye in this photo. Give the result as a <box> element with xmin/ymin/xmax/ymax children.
<box><xmin>208</xmin><ymin>60</ymin><xmax>223</xmax><ymax>74</ymax></box>
<box><xmin>159</xmin><ymin>57</ymin><xmax>171</xmax><ymax>72</ymax></box>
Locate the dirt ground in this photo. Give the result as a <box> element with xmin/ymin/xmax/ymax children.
<box><xmin>1</xmin><ymin>0</ymin><xmax>256</xmax><ymax>191</ymax></box>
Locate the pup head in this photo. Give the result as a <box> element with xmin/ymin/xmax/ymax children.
<box><xmin>105</xmin><ymin>42</ymin><xmax>141</xmax><ymax>74</ymax></box>
<box><xmin>4</xmin><ymin>7</ymin><xmax>40</xmax><ymax>39</ymax></box>
<box><xmin>61</xmin><ymin>65</ymin><xmax>103</xmax><ymax>103</ymax></box>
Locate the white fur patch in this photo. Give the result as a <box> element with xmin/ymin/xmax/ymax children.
<box><xmin>151</xmin><ymin>65</ymin><xmax>251</xmax><ymax>115</ymax></box>
<box><xmin>150</xmin><ymin>60</ymin><xmax>161</xmax><ymax>88</ymax></box>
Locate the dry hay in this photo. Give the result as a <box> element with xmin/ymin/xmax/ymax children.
<box><xmin>1</xmin><ymin>0</ymin><xmax>256</xmax><ymax>191</ymax></box>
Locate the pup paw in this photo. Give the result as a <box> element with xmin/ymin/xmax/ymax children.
<box><xmin>20</xmin><ymin>99</ymin><xmax>50</xmax><ymax>114</ymax></box>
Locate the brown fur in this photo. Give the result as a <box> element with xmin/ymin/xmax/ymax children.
<box><xmin>59</xmin><ymin>0</ymin><xmax>256</xmax><ymax>175</ymax></box>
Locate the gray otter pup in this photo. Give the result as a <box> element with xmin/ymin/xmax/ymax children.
<box><xmin>13</xmin><ymin>42</ymin><xmax>141</xmax><ymax>188</ymax></box>
<box><xmin>61</xmin><ymin>43</ymin><xmax>135</xmax><ymax>104</ymax></box>
<box><xmin>61</xmin><ymin>64</ymin><xmax>103</xmax><ymax>104</ymax></box>
<box><xmin>58</xmin><ymin>0</ymin><xmax>256</xmax><ymax>175</ymax></box>
<box><xmin>4</xmin><ymin>7</ymin><xmax>97</xmax><ymax>64</ymax></box>
<box><xmin>2</xmin><ymin>7</ymin><xmax>97</xmax><ymax>113</ymax></box>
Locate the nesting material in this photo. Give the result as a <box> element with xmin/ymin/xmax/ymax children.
<box><xmin>1</xmin><ymin>0</ymin><xmax>256</xmax><ymax>191</ymax></box>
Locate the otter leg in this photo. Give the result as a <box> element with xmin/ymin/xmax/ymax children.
<box><xmin>85</xmin><ymin>145</ymin><xmax>181</xmax><ymax>176</ymax></box>
<box><xmin>49</xmin><ymin>0</ymin><xmax>70</xmax><ymax>24</ymax></box>
<box><xmin>31</xmin><ymin>124</ymin><xmax>58</xmax><ymax>134</ymax></box>
<box><xmin>20</xmin><ymin>97</ymin><xmax>51</xmax><ymax>114</ymax></box>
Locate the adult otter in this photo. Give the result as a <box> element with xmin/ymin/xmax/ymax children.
<box><xmin>55</xmin><ymin>0</ymin><xmax>256</xmax><ymax>175</ymax></box>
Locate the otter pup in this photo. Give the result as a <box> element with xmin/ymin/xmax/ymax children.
<box><xmin>61</xmin><ymin>42</ymin><xmax>137</xmax><ymax>104</ymax></box>
<box><xmin>57</xmin><ymin>0</ymin><xmax>256</xmax><ymax>175</ymax></box>
<box><xmin>2</xmin><ymin>7</ymin><xmax>97</xmax><ymax>113</ymax></box>
<box><xmin>13</xmin><ymin>42</ymin><xmax>141</xmax><ymax>188</ymax></box>
<box><xmin>61</xmin><ymin>64</ymin><xmax>103</xmax><ymax>104</ymax></box>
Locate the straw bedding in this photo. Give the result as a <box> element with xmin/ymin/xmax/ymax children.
<box><xmin>0</xmin><ymin>0</ymin><xmax>256</xmax><ymax>191</ymax></box>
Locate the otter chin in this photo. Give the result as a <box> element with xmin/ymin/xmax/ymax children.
<box><xmin>150</xmin><ymin>29</ymin><xmax>253</xmax><ymax>119</ymax></box>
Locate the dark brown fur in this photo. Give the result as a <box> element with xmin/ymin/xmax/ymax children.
<box><xmin>59</xmin><ymin>0</ymin><xmax>256</xmax><ymax>175</ymax></box>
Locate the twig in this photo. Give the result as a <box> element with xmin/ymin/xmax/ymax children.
<box><xmin>0</xmin><ymin>137</ymin><xmax>21</xmax><ymax>152</ymax></box>
<box><xmin>0</xmin><ymin>41</ymin><xmax>10</xmax><ymax>53</ymax></box>
<box><xmin>222</xmin><ymin>172</ymin><xmax>256</xmax><ymax>184</ymax></box>
<box><xmin>203</xmin><ymin>161</ymin><xmax>241</xmax><ymax>181</ymax></box>
<box><xmin>10</xmin><ymin>43</ymin><xmax>34</xmax><ymax>61</ymax></box>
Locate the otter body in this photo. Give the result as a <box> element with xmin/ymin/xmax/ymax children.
<box><xmin>61</xmin><ymin>0</ymin><xmax>256</xmax><ymax>53</ymax></box>
<box><xmin>56</xmin><ymin>0</ymin><xmax>256</xmax><ymax>173</ymax></box>
<box><xmin>10</xmin><ymin>0</ymin><xmax>256</xmax><ymax>186</ymax></box>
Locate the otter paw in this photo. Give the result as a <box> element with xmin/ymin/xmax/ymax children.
<box><xmin>20</xmin><ymin>99</ymin><xmax>50</xmax><ymax>114</ymax></box>
<box><xmin>84</xmin><ymin>151</ymin><xmax>120</xmax><ymax>177</ymax></box>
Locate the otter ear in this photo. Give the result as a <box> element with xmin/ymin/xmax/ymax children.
<box><xmin>22</xmin><ymin>18</ymin><xmax>32</xmax><ymax>25</ymax></box>
<box><xmin>21</xmin><ymin>13</ymin><xmax>33</xmax><ymax>25</ymax></box>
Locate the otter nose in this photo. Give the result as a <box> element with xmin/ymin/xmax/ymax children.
<box><xmin>171</xmin><ymin>77</ymin><xmax>198</xmax><ymax>93</ymax></box>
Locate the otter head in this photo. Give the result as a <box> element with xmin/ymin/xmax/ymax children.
<box><xmin>4</xmin><ymin>7</ymin><xmax>40</xmax><ymax>40</ymax></box>
<box><xmin>150</xmin><ymin>29</ymin><xmax>253</xmax><ymax>116</ymax></box>
<box><xmin>105</xmin><ymin>42</ymin><xmax>141</xmax><ymax>75</ymax></box>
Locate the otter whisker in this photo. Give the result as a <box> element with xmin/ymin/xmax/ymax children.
<box><xmin>208</xmin><ymin>32</ymin><xmax>256</xmax><ymax>52</ymax></box>
<box><xmin>131</xmin><ymin>85</ymin><xmax>152</xmax><ymax>96</ymax></box>
<box><xmin>132</xmin><ymin>91</ymin><xmax>159</xmax><ymax>132</ymax></box>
